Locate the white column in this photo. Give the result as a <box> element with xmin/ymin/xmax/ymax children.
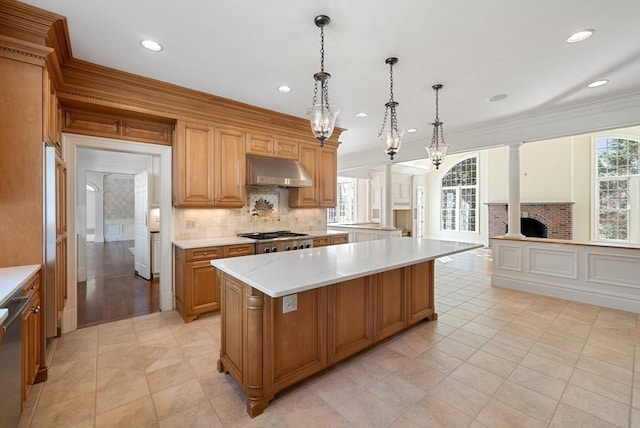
<box><xmin>505</xmin><ymin>143</ymin><xmax>524</xmax><ymax>238</ymax></box>
<box><xmin>382</xmin><ymin>163</ymin><xmax>394</xmax><ymax>228</ymax></box>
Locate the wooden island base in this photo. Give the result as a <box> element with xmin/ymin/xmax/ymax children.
<box><xmin>217</xmin><ymin>260</ymin><xmax>435</xmax><ymax>417</ymax></box>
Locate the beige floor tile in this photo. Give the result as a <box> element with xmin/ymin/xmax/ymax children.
<box><xmin>96</xmin><ymin>372</ymin><xmax>150</xmax><ymax>414</ymax></box>
<box><xmin>95</xmin><ymin>396</ymin><xmax>157</xmax><ymax>428</ymax></box>
<box><xmin>480</xmin><ymin>339</ymin><xmax>528</xmax><ymax>364</ymax></box>
<box><xmin>502</xmin><ymin>323</ymin><xmax>545</xmax><ymax>341</ymax></box>
<box><xmin>631</xmin><ymin>408</ymin><xmax>640</xmax><ymax>428</ymax></box>
<box><xmin>493</xmin><ymin>380</ymin><xmax>558</xmax><ymax>423</ymax></box>
<box><xmin>367</xmin><ymin>373</ymin><xmax>427</xmax><ymax>410</ymax></box>
<box><xmin>588</xmin><ymin>329</ymin><xmax>637</xmax><ymax>356</ymax></box>
<box><xmin>422</xmin><ymin>320</ymin><xmax>458</xmax><ymax>336</ymax></box>
<box><xmin>187</xmin><ymin>351</ymin><xmax>219</xmax><ymax>376</ymax></box>
<box><xmin>97</xmin><ymin>332</ymin><xmax>138</xmax><ymax>354</ymax></box>
<box><xmin>448</xmin><ymin>328</ymin><xmax>490</xmax><ymax>349</ymax></box>
<box><xmin>398</xmin><ymin>397</ymin><xmax>472</xmax><ymax>428</ymax></box>
<box><xmin>492</xmin><ymin>330</ymin><xmax>536</xmax><ymax>351</ymax></box>
<box><xmin>272</xmin><ymin>385</ymin><xmax>341</xmax><ymax>426</ymax></box>
<box><xmin>450</xmin><ymin>362</ymin><xmax>504</xmax><ymax>395</ymax></box>
<box><xmin>288</xmin><ymin>409</ymin><xmax>352</xmax><ymax>428</ymax></box>
<box><xmin>306</xmin><ymin>369</ymin><xmax>364</xmax><ymax>409</ymax></box>
<box><xmin>550</xmin><ymin>403</ymin><xmax>619</xmax><ymax>428</ymax></box>
<box><xmin>481</xmin><ymin>308</ymin><xmax>517</xmax><ymax>323</ymax></box>
<box><xmin>583</xmin><ymin>342</ymin><xmax>636</xmax><ymax>370</ymax></box>
<box><xmin>437</xmin><ymin>313</ymin><xmax>470</xmax><ymax>328</ymax></box>
<box><xmin>393</xmin><ymin>359</ymin><xmax>448</xmax><ymax>392</ymax></box>
<box><xmin>199</xmin><ymin>371</ymin><xmax>239</xmax><ymax>401</ymax></box>
<box><xmin>595</xmin><ymin>309</ymin><xmax>638</xmax><ymax>329</ymax></box>
<box><xmin>457</xmin><ymin>301</ymin><xmax>489</xmax><ymax>314</ymax></box>
<box><xmin>152</xmin><ymin>378</ymin><xmax>209</xmax><ymax>420</ymax></box>
<box><xmin>634</xmin><ymin>386</ymin><xmax>640</xmax><ymax>409</ymax></box>
<box><xmin>467</xmin><ymin>350</ymin><xmax>517</xmax><ymax>378</ymax></box>
<box><xmin>577</xmin><ymin>356</ymin><xmax>633</xmax><ymax>386</ymax></box>
<box><xmin>97</xmin><ymin>366</ymin><xmax>146</xmax><ymax>390</ymax></box>
<box><xmin>460</xmin><ymin>321</ymin><xmax>500</xmax><ymax>339</ymax></box>
<box><xmin>338</xmin><ymin>358</ymin><xmax>390</xmax><ymax>388</ymax></box>
<box><xmin>37</xmin><ymin>372</ymin><xmax>97</xmax><ymax>408</ymax></box>
<box><xmin>432</xmin><ymin>337</ymin><xmax>477</xmax><ymax>361</ymax></box>
<box><xmin>570</xmin><ymin>368</ymin><xmax>632</xmax><ymax>405</ymax></box>
<box><xmin>561</xmin><ymin>384</ymin><xmax>630</xmax><ymax>427</ymax></box>
<box><xmin>471</xmin><ymin>314</ymin><xmax>510</xmax><ymax>330</ymax></box>
<box><xmin>363</xmin><ymin>344</ymin><xmax>411</xmax><ymax>372</ymax></box>
<box><xmin>146</xmin><ymin>360</ymin><xmax>196</xmax><ymax>393</ymax></box>
<box><xmin>508</xmin><ymin>365</ymin><xmax>566</xmax><ymax>400</ymax></box>
<box><xmin>133</xmin><ymin>316</ymin><xmax>168</xmax><ymax>332</ymax></box>
<box><xmin>520</xmin><ymin>352</ymin><xmax>574</xmax><ymax>381</ymax></box>
<box><xmin>426</xmin><ymin>377</ymin><xmax>491</xmax><ymax>417</ymax></box>
<box><xmin>336</xmin><ymin>390</ymin><xmax>401</xmax><ymax>428</ymax></box>
<box><xmin>475</xmin><ymin>398</ymin><xmax>547</xmax><ymax>428</ymax></box>
<box><xmin>45</xmin><ymin>355</ymin><xmax>96</xmax><ymax>385</ymax></box>
<box><xmin>30</xmin><ymin>393</ymin><xmax>95</xmax><ymax>428</ymax></box>
<box><xmin>529</xmin><ymin>341</ymin><xmax>580</xmax><ymax>366</ymax></box>
<box><xmin>412</xmin><ymin>348</ymin><xmax>464</xmax><ymax>376</ymax></box>
<box><xmin>157</xmin><ymin>402</ymin><xmax>223</xmax><ymax>428</ymax></box>
<box><xmin>386</xmin><ymin>333</ymin><xmax>438</xmax><ymax>359</ymax></box>
<box><xmin>547</xmin><ymin>316</ymin><xmax>594</xmax><ymax>341</ymax></box>
<box><xmin>538</xmin><ymin>331</ymin><xmax>586</xmax><ymax>354</ymax></box>
<box><xmin>208</xmin><ymin>384</ymin><xmax>250</xmax><ymax>426</ymax></box>
<box><xmin>447</xmin><ymin>307</ymin><xmax>480</xmax><ymax>321</ymax></box>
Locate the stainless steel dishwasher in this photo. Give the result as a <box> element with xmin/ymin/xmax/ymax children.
<box><xmin>0</xmin><ymin>290</ymin><xmax>32</xmax><ymax>428</ymax></box>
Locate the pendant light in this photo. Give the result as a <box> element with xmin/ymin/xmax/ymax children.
<box><xmin>378</xmin><ymin>57</ymin><xmax>403</xmax><ymax>161</ymax></box>
<box><xmin>307</xmin><ymin>15</ymin><xmax>339</xmax><ymax>147</ymax></box>
<box><xmin>425</xmin><ymin>84</ymin><xmax>449</xmax><ymax>169</ymax></box>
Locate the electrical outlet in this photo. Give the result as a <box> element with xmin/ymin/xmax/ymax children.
<box><xmin>186</xmin><ymin>219</ymin><xmax>196</xmax><ymax>229</ymax></box>
<box><xmin>282</xmin><ymin>294</ymin><xmax>297</xmax><ymax>314</ymax></box>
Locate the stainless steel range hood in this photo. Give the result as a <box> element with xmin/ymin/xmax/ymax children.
<box><xmin>246</xmin><ymin>154</ymin><xmax>312</xmax><ymax>187</ymax></box>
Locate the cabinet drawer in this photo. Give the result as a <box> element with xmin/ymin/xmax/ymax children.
<box><xmin>22</xmin><ymin>274</ymin><xmax>39</xmax><ymax>298</ymax></box>
<box><xmin>332</xmin><ymin>235</ymin><xmax>349</xmax><ymax>245</ymax></box>
<box><xmin>186</xmin><ymin>246</ymin><xmax>225</xmax><ymax>262</ymax></box>
<box><xmin>313</xmin><ymin>237</ymin><xmax>330</xmax><ymax>247</ymax></box>
<box><xmin>226</xmin><ymin>244</ymin><xmax>254</xmax><ymax>258</ymax></box>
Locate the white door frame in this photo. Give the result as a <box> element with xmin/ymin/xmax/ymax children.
<box><xmin>63</xmin><ymin>133</ymin><xmax>173</xmax><ymax>333</ymax></box>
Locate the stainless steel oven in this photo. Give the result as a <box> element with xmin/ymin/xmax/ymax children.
<box><xmin>237</xmin><ymin>231</ymin><xmax>313</xmax><ymax>254</ymax></box>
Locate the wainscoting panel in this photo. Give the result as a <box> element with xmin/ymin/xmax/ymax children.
<box><xmin>496</xmin><ymin>245</ymin><xmax>521</xmax><ymax>271</ymax></box>
<box><xmin>528</xmin><ymin>248</ymin><xmax>578</xmax><ymax>279</ymax></box>
<box><xmin>587</xmin><ymin>252</ymin><xmax>640</xmax><ymax>289</ymax></box>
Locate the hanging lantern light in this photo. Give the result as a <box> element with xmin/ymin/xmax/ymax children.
<box><xmin>378</xmin><ymin>57</ymin><xmax>403</xmax><ymax>161</ymax></box>
<box><xmin>425</xmin><ymin>84</ymin><xmax>449</xmax><ymax>169</ymax></box>
<box><xmin>307</xmin><ymin>15</ymin><xmax>340</xmax><ymax>147</ymax></box>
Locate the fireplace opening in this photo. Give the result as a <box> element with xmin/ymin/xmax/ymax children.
<box><xmin>506</xmin><ymin>218</ymin><xmax>549</xmax><ymax>238</ymax></box>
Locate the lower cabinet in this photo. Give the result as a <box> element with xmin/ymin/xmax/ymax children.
<box><xmin>22</xmin><ymin>270</ymin><xmax>43</xmax><ymax>406</ymax></box>
<box><xmin>174</xmin><ymin>243</ymin><xmax>254</xmax><ymax>322</ymax></box>
<box><xmin>312</xmin><ymin>233</ymin><xmax>349</xmax><ymax>248</ymax></box>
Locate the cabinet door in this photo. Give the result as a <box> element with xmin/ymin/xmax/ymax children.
<box><xmin>327</xmin><ymin>277</ymin><xmax>373</xmax><ymax>365</ymax></box>
<box><xmin>56</xmin><ymin>237</ymin><xmax>67</xmax><ymax>322</ymax></box>
<box><xmin>214</xmin><ymin>127</ymin><xmax>245</xmax><ymax>208</ymax></box>
<box><xmin>289</xmin><ymin>145</ymin><xmax>318</xmax><ymax>207</ymax></box>
<box><xmin>318</xmin><ymin>148</ymin><xmax>337</xmax><ymax>207</ymax></box>
<box><xmin>55</xmin><ymin>157</ymin><xmax>66</xmax><ymax>236</ymax></box>
<box><xmin>246</xmin><ymin>133</ymin><xmax>273</xmax><ymax>157</ymax></box>
<box><xmin>375</xmin><ymin>268</ymin><xmax>407</xmax><ymax>340</ymax></box>
<box><xmin>22</xmin><ymin>291</ymin><xmax>41</xmax><ymax>403</ymax></box>
<box><xmin>274</xmin><ymin>138</ymin><xmax>298</xmax><ymax>159</ymax></box>
<box><xmin>174</xmin><ymin>122</ymin><xmax>215</xmax><ymax>206</ymax></box>
<box><xmin>408</xmin><ymin>261</ymin><xmax>435</xmax><ymax>324</ymax></box>
<box><xmin>189</xmin><ymin>260</ymin><xmax>220</xmax><ymax>313</ymax></box>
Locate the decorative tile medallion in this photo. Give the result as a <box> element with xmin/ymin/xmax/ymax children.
<box><xmin>249</xmin><ymin>191</ymin><xmax>279</xmax><ymax>218</ymax></box>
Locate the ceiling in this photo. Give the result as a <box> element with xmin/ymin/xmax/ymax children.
<box><xmin>22</xmin><ymin>0</ymin><xmax>640</xmax><ymax>169</ymax></box>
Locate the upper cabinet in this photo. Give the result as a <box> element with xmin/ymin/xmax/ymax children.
<box><xmin>246</xmin><ymin>133</ymin><xmax>299</xmax><ymax>160</ymax></box>
<box><xmin>173</xmin><ymin>121</ymin><xmax>246</xmax><ymax>208</ymax></box>
<box><xmin>289</xmin><ymin>145</ymin><xmax>337</xmax><ymax>208</ymax></box>
<box><xmin>392</xmin><ymin>173</ymin><xmax>412</xmax><ymax>209</ymax></box>
<box><xmin>43</xmin><ymin>70</ymin><xmax>62</xmax><ymax>156</ymax></box>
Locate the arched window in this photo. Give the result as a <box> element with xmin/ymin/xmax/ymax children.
<box><xmin>441</xmin><ymin>157</ymin><xmax>477</xmax><ymax>232</ymax></box>
<box><xmin>595</xmin><ymin>137</ymin><xmax>639</xmax><ymax>241</ymax></box>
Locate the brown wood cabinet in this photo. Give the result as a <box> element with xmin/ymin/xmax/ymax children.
<box><xmin>44</xmin><ymin>70</ymin><xmax>62</xmax><ymax>156</ymax></box>
<box><xmin>174</xmin><ymin>243</ymin><xmax>254</xmax><ymax>322</ymax></box>
<box><xmin>22</xmin><ymin>270</ymin><xmax>43</xmax><ymax>406</ymax></box>
<box><xmin>246</xmin><ymin>133</ymin><xmax>299</xmax><ymax>160</ymax></box>
<box><xmin>218</xmin><ymin>260</ymin><xmax>436</xmax><ymax>417</ymax></box>
<box><xmin>173</xmin><ymin>121</ymin><xmax>246</xmax><ymax>208</ymax></box>
<box><xmin>289</xmin><ymin>145</ymin><xmax>337</xmax><ymax>208</ymax></box>
<box><xmin>313</xmin><ymin>234</ymin><xmax>349</xmax><ymax>248</ymax></box>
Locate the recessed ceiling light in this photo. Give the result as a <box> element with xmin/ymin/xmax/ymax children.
<box><xmin>277</xmin><ymin>85</ymin><xmax>292</xmax><ymax>93</ymax></box>
<box><xmin>407</xmin><ymin>128</ymin><xmax>417</xmax><ymax>133</ymax></box>
<box><xmin>488</xmin><ymin>94</ymin><xmax>508</xmax><ymax>102</ymax></box>
<box><xmin>141</xmin><ymin>39</ymin><xmax>162</xmax><ymax>52</ymax></box>
<box><xmin>587</xmin><ymin>79</ymin><xmax>609</xmax><ymax>88</ymax></box>
<box><xmin>567</xmin><ymin>29</ymin><xmax>595</xmax><ymax>44</ymax></box>
<box><xmin>355</xmin><ymin>112</ymin><xmax>368</xmax><ymax>118</ymax></box>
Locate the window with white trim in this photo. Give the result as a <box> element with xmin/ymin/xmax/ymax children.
<box><xmin>327</xmin><ymin>178</ymin><xmax>356</xmax><ymax>224</ymax></box>
<box><xmin>441</xmin><ymin>157</ymin><xmax>477</xmax><ymax>232</ymax></box>
<box><xmin>595</xmin><ymin>137</ymin><xmax>639</xmax><ymax>241</ymax></box>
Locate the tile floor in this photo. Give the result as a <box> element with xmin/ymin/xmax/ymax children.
<box><xmin>19</xmin><ymin>249</ymin><xmax>640</xmax><ymax>427</ymax></box>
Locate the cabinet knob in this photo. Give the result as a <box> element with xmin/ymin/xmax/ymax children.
<box><xmin>32</xmin><ymin>305</ymin><xmax>40</xmax><ymax>314</ymax></box>
<box><xmin>203</xmin><ymin>252</ymin><xmax>208</xmax><ymax>255</ymax></box>
<box><xmin>30</xmin><ymin>286</ymin><xmax>36</xmax><ymax>290</ymax></box>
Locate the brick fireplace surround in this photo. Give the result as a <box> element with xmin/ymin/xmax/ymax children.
<box><xmin>487</xmin><ymin>202</ymin><xmax>574</xmax><ymax>240</ymax></box>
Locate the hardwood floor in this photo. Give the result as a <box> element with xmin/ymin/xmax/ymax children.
<box><xmin>77</xmin><ymin>240</ymin><xmax>159</xmax><ymax>329</ymax></box>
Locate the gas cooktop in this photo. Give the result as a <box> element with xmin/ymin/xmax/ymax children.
<box><xmin>237</xmin><ymin>231</ymin><xmax>309</xmax><ymax>240</ymax></box>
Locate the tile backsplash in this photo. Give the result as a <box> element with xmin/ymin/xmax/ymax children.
<box><xmin>174</xmin><ymin>188</ymin><xmax>327</xmax><ymax>239</ymax></box>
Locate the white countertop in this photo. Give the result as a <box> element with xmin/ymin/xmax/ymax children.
<box><xmin>212</xmin><ymin>238</ymin><xmax>482</xmax><ymax>298</ymax></box>
<box><xmin>328</xmin><ymin>223</ymin><xmax>400</xmax><ymax>231</ymax></box>
<box><xmin>0</xmin><ymin>265</ymin><xmax>40</xmax><ymax>307</ymax></box>
<box><xmin>0</xmin><ymin>308</ymin><xmax>7</xmax><ymax>326</ymax></box>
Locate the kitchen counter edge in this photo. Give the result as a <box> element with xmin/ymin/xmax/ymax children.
<box><xmin>0</xmin><ymin>264</ymin><xmax>40</xmax><ymax>307</ymax></box>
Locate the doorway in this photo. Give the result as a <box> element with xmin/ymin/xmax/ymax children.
<box><xmin>63</xmin><ymin>133</ymin><xmax>172</xmax><ymax>334</ymax></box>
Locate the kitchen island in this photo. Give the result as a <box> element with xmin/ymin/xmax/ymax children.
<box><xmin>212</xmin><ymin>238</ymin><xmax>481</xmax><ymax>417</ymax></box>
